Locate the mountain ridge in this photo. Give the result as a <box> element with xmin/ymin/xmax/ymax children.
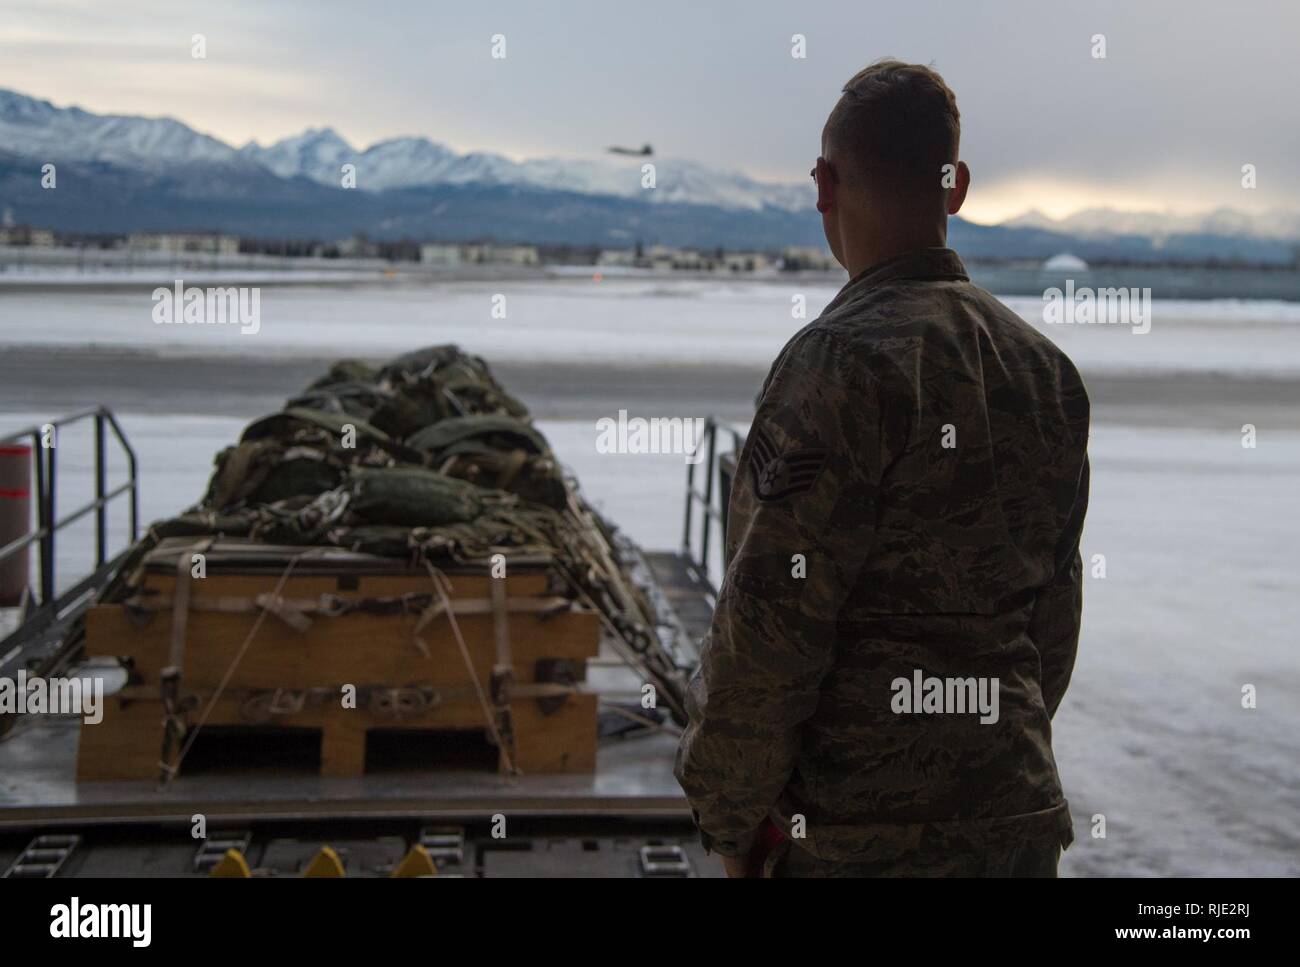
<box><xmin>0</xmin><ymin>88</ymin><xmax>814</xmax><ymax>213</ymax></box>
<box><xmin>1</xmin><ymin>87</ymin><xmax>1297</xmax><ymax>262</ymax></box>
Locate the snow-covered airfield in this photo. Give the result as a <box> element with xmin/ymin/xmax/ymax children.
<box><xmin>2</xmin><ymin>274</ymin><xmax>1296</xmax><ymax>876</ymax></box>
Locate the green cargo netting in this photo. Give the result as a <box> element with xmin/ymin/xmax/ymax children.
<box><xmin>109</xmin><ymin>344</ymin><xmax>690</xmax><ymax>720</ymax></box>
<box><xmin>367</xmin><ymin>345</ymin><xmax>529</xmax><ymax>437</ymax></box>
<box><xmin>134</xmin><ymin>345</ymin><xmax>552</xmax><ymax>554</ymax></box>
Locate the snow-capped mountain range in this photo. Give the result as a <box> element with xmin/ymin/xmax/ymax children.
<box><xmin>1</xmin><ymin>87</ymin><xmax>1296</xmax><ymax>259</ymax></box>
<box><xmin>1003</xmin><ymin>207</ymin><xmax>1300</xmax><ymax>243</ymax></box>
<box><xmin>0</xmin><ymin>88</ymin><xmax>813</xmax><ymax>212</ymax></box>
<box><xmin>0</xmin><ymin>89</ymin><xmax>242</xmax><ymax>168</ymax></box>
<box><xmin>239</xmin><ymin>126</ymin><xmax>815</xmax><ymax>211</ymax></box>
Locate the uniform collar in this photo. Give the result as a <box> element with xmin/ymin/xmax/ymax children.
<box><xmin>829</xmin><ymin>247</ymin><xmax>969</xmax><ymax>310</ymax></box>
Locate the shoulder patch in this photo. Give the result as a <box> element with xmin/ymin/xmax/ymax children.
<box><xmin>748</xmin><ymin>428</ymin><xmax>827</xmax><ymax>502</ymax></box>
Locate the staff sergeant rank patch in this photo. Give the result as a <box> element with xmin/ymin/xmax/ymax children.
<box><xmin>748</xmin><ymin>428</ymin><xmax>828</xmax><ymax>502</ymax></box>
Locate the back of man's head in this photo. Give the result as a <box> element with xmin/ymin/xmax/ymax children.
<box><xmin>823</xmin><ymin>60</ymin><xmax>961</xmax><ymax>214</ymax></box>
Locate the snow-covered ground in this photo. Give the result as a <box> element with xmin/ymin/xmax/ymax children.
<box><xmin>1</xmin><ymin>278</ymin><xmax>1297</xmax><ymax>876</ymax></box>
<box><xmin>2</xmin><ymin>278</ymin><xmax>1300</xmax><ymax>376</ymax></box>
<box><xmin>1055</xmin><ymin>426</ymin><xmax>1300</xmax><ymax>876</ymax></box>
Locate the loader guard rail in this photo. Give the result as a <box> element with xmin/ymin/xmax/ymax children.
<box><xmin>682</xmin><ymin>416</ymin><xmax>744</xmax><ymax>588</ymax></box>
<box><xmin>0</xmin><ymin>407</ymin><xmax>139</xmax><ymax>667</ymax></box>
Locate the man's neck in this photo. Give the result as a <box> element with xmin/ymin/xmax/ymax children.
<box><xmin>839</xmin><ymin>222</ymin><xmax>947</xmax><ymax>279</ymax></box>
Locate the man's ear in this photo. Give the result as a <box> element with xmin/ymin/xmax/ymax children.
<box><xmin>946</xmin><ymin>161</ymin><xmax>970</xmax><ymax>215</ymax></box>
<box><xmin>815</xmin><ymin>157</ymin><xmax>835</xmax><ymax>214</ymax></box>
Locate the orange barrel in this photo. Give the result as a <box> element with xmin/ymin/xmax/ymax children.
<box><xmin>0</xmin><ymin>443</ymin><xmax>32</xmax><ymax>606</ymax></box>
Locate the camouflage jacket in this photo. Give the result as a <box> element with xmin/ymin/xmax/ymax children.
<box><xmin>675</xmin><ymin>248</ymin><xmax>1090</xmax><ymax>866</ymax></box>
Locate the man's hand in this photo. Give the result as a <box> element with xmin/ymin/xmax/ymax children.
<box><xmin>719</xmin><ymin>833</ymin><xmax>772</xmax><ymax>878</ymax></box>
<box><xmin>721</xmin><ymin>853</ymin><xmax>754</xmax><ymax>878</ymax></box>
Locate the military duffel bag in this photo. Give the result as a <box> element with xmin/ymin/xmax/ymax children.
<box><xmin>346</xmin><ymin>466</ymin><xmax>483</xmax><ymax>527</ymax></box>
<box><xmin>204</xmin><ymin>439</ymin><xmax>344</xmax><ymax>510</ymax></box>
<box><xmin>405</xmin><ymin>414</ymin><xmax>550</xmax><ymax>459</ymax></box>
<box><xmin>304</xmin><ymin>358</ymin><xmax>378</xmax><ymax>390</ymax></box>
<box><xmin>286</xmin><ymin>381</ymin><xmax>392</xmax><ymax>420</ymax></box>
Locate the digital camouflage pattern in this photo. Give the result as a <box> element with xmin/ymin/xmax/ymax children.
<box><xmin>767</xmin><ymin>835</ymin><xmax>1062</xmax><ymax>878</ymax></box>
<box><xmin>675</xmin><ymin>248</ymin><xmax>1090</xmax><ymax>875</ymax></box>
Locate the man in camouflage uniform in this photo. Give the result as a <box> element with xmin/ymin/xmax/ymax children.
<box><xmin>675</xmin><ymin>61</ymin><xmax>1090</xmax><ymax>877</ymax></box>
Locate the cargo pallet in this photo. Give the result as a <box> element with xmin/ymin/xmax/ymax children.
<box><xmin>0</xmin><ymin>407</ymin><xmax>739</xmax><ymax>877</ymax></box>
<box><xmin>81</xmin><ymin>539</ymin><xmax>601</xmax><ymax>780</ymax></box>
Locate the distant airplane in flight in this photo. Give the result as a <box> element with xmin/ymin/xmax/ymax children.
<box><xmin>607</xmin><ymin>144</ymin><xmax>654</xmax><ymax>157</ymax></box>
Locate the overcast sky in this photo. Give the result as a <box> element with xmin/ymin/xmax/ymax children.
<box><xmin>1</xmin><ymin>0</ymin><xmax>1297</xmax><ymax>223</ymax></box>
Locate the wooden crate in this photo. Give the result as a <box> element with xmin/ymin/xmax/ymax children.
<box><xmin>78</xmin><ymin>541</ymin><xmax>600</xmax><ymax>781</ymax></box>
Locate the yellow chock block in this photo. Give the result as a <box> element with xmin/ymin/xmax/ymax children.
<box><xmin>210</xmin><ymin>849</ymin><xmax>252</xmax><ymax>878</ymax></box>
<box><xmin>303</xmin><ymin>845</ymin><xmax>346</xmax><ymax>877</ymax></box>
<box><xmin>391</xmin><ymin>844</ymin><xmax>437</xmax><ymax>878</ymax></box>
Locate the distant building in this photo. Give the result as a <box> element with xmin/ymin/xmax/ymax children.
<box><xmin>596</xmin><ymin>249</ymin><xmax>637</xmax><ymax>268</ymax></box>
<box><xmin>126</xmin><ymin>232</ymin><xmax>240</xmax><ymax>256</ymax></box>
<box><xmin>335</xmin><ymin>234</ymin><xmax>378</xmax><ymax>258</ymax></box>
<box><xmin>420</xmin><ymin>243</ymin><xmax>463</xmax><ymax>266</ymax></box>
<box><xmin>598</xmin><ymin>245</ymin><xmax>777</xmax><ymax>273</ymax></box>
<box><xmin>665</xmin><ymin>249</ymin><xmax>721</xmax><ymax>271</ymax></box>
<box><xmin>721</xmin><ymin>251</ymin><xmax>771</xmax><ymax>273</ymax></box>
<box><xmin>643</xmin><ymin>245</ymin><xmax>677</xmax><ymax>272</ymax></box>
<box><xmin>460</xmin><ymin>244</ymin><xmax>539</xmax><ymax>266</ymax></box>
<box><xmin>0</xmin><ymin>224</ymin><xmax>56</xmax><ymax>247</ymax></box>
<box><xmin>781</xmin><ymin>246</ymin><xmax>838</xmax><ymax>271</ymax></box>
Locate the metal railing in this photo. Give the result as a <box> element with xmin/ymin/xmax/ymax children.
<box><xmin>0</xmin><ymin>407</ymin><xmax>138</xmax><ymax>650</ymax></box>
<box><xmin>682</xmin><ymin>417</ymin><xmax>744</xmax><ymax>585</ymax></box>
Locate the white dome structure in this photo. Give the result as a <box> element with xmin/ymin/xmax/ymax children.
<box><xmin>1042</xmin><ymin>252</ymin><xmax>1089</xmax><ymax>272</ymax></box>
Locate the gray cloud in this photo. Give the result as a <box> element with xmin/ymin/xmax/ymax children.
<box><xmin>1</xmin><ymin>0</ymin><xmax>1296</xmax><ymax>220</ymax></box>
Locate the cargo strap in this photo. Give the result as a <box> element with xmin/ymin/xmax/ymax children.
<box><xmin>115</xmin><ymin>681</ymin><xmax>581</xmax><ymax>720</ymax></box>
<box><xmin>598</xmin><ymin>701</ymin><xmax>682</xmax><ymax>737</ymax></box>
<box><xmin>159</xmin><ymin>537</ymin><xmax>214</xmax><ymax>784</ymax></box>
<box><xmin>126</xmin><ymin>591</ymin><xmax>570</xmax><ymax>627</ymax></box>
<box><xmin>488</xmin><ymin>571</ymin><xmax>518</xmax><ymax>774</ymax></box>
<box><xmin>253</xmin><ymin>593</ymin><xmax>313</xmax><ymax>632</ymax></box>
<box><xmin>161</xmin><ymin>550</ymin><xmax>320</xmax><ymax>785</ymax></box>
<box><xmin>163</xmin><ymin>537</ymin><xmax>214</xmax><ymax>677</ymax></box>
<box><xmin>551</xmin><ymin>489</ymin><xmax>689</xmax><ymax>723</ymax></box>
<box><xmin>422</xmin><ymin>562</ymin><xmax>519</xmax><ymax>777</ymax></box>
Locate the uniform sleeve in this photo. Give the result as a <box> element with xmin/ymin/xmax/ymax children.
<box><xmin>1028</xmin><ymin>454</ymin><xmax>1089</xmax><ymax>718</ymax></box>
<box><xmin>674</xmin><ymin>333</ymin><xmax>881</xmax><ymax>856</ymax></box>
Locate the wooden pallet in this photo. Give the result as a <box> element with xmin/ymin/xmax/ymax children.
<box><xmin>78</xmin><ymin>689</ymin><xmax>597</xmax><ymax>780</ymax></box>
<box><xmin>77</xmin><ymin>540</ymin><xmax>600</xmax><ymax>781</ymax></box>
